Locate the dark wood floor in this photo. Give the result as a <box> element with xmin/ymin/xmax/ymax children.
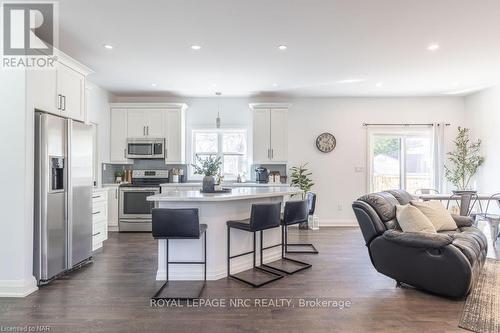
<box><xmin>1</xmin><ymin>225</ymin><xmax>498</xmax><ymax>333</ymax></box>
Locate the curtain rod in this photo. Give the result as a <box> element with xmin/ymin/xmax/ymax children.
<box><xmin>362</xmin><ymin>123</ymin><xmax>451</xmax><ymax>127</ymax></box>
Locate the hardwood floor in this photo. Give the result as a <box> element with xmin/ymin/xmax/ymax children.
<box><xmin>0</xmin><ymin>225</ymin><xmax>498</xmax><ymax>333</ymax></box>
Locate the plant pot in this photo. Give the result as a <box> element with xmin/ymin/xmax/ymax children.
<box><xmin>452</xmin><ymin>190</ymin><xmax>478</xmax><ymax>195</ymax></box>
<box><xmin>202</xmin><ymin>175</ymin><xmax>215</xmax><ymax>192</ymax></box>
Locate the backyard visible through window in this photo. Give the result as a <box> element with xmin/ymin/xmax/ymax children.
<box><xmin>370</xmin><ymin>130</ymin><xmax>433</xmax><ymax>194</ymax></box>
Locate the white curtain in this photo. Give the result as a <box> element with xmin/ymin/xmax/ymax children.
<box><xmin>432</xmin><ymin>123</ymin><xmax>446</xmax><ymax>193</ymax></box>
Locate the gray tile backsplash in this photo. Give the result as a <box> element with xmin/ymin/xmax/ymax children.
<box><xmin>102</xmin><ymin>160</ymin><xmax>187</xmax><ymax>184</ymax></box>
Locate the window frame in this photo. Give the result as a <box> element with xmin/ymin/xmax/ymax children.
<box><xmin>366</xmin><ymin>126</ymin><xmax>434</xmax><ymax>193</ymax></box>
<box><xmin>190</xmin><ymin>128</ymin><xmax>248</xmax><ymax>181</ymax></box>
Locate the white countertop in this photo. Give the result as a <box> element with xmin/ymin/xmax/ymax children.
<box><xmin>160</xmin><ymin>182</ymin><xmax>289</xmax><ymax>187</ymax></box>
<box><xmin>148</xmin><ymin>186</ymin><xmax>302</xmax><ymax>202</ymax></box>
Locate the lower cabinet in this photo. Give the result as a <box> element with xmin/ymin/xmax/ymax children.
<box><xmin>92</xmin><ymin>189</ymin><xmax>109</xmax><ymax>251</ymax></box>
<box><xmin>103</xmin><ymin>185</ymin><xmax>119</xmax><ymax>232</ymax></box>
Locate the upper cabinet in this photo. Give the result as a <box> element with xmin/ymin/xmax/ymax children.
<box><xmin>109</xmin><ymin>104</ymin><xmax>187</xmax><ymax>164</ymax></box>
<box><xmin>27</xmin><ymin>49</ymin><xmax>92</xmax><ymax>122</ymax></box>
<box><xmin>250</xmin><ymin>103</ymin><xmax>290</xmax><ymax>164</ymax></box>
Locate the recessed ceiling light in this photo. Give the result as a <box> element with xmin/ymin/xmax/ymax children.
<box><xmin>272</xmin><ymin>83</ymin><xmax>278</xmax><ymax>87</ymax></box>
<box><xmin>375</xmin><ymin>82</ymin><xmax>383</xmax><ymax>87</ymax></box>
<box><xmin>336</xmin><ymin>78</ymin><xmax>367</xmax><ymax>84</ymax></box>
<box><xmin>427</xmin><ymin>43</ymin><xmax>440</xmax><ymax>51</ymax></box>
<box><xmin>278</xmin><ymin>45</ymin><xmax>287</xmax><ymax>50</ymax></box>
<box><xmin>103</xmin><ymin>44</ymin><xmax>113</xmax><ymax>50</ymax></box>
<box><xmin>151</xmin><ymin>83</ymin><xmax>157</xmax><ymax>87</ymax></box>
<box><xmin>191</xmin><ymin>45</ymin><xmax>202</xmax><ymax>50</ymax></box>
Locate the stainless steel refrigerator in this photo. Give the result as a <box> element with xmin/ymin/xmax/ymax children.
<box><xmin>34</xmin><ymin>112</ymin><xmax>93</xmax><ymax>285</ymax></box>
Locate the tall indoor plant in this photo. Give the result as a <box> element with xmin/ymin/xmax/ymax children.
<box><xmin>290</xmin><ymin>163</ymin><xmax>315</xmax><ymax>229</ymax></box>
<box><xmin>192</xmin><ymin>155</ymin><xmax>222</xmax><ymax>192</ymax></box>
<box><xmin>444</xmin><ymin>127</ymin><xmax>484</xmax><ymax>193</ymax></box>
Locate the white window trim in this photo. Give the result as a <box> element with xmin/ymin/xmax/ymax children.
<box><xmin>366</xmin><ymin>126</ymin><xmax>434</xmax><ymax>193</ymax></box>
<box><xmin>190</xmin><ymin>128</ymin><xmax>248</xmax><ymax>181</ymax></box>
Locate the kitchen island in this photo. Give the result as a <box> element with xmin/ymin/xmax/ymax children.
<box><xmin>147</xmin><ymin>186</ymin><xmax>302</xmax><ymax>281</ymax></box>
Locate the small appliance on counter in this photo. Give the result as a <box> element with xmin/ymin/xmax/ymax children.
<box><xmin>268</xmin><ymin>171</ymin><xmax>281</xmax><ymax>184</ymax></box>
<box><xmin>255</xmin><ymin>167</ymin><xmax>269</xmax><ymax>183</ymax></box>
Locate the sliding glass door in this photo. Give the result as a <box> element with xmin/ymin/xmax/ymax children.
<box><xmin>368</xmin><ymin>128</ymin><xmax>433</xmax><ymax>194</ymax></box>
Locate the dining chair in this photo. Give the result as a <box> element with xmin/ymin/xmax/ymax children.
<box><xmin>474</xmin><ymin>192</ymin><xmax>500</xmax><ymax>247</ymax></box>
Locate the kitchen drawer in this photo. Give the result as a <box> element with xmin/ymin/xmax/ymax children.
<box><xmin>92</xmin><ymin>201</ymin><xmax>107</xmax><ymax>223</ymax></box>
<box><xmin>92</xmin><ymin>190</ymin><xmax>107</xmax><ymax>204</ymax></box>
<box><xmin>92</xmin><ymin>221</ymin><xmax>107</xmax><ymax>247</ymax></box>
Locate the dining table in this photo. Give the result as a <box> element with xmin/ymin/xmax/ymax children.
<box><xmin>417</xmin><ymin>192</ymin><xmax>500</xmax><ymax>216</ymax></box>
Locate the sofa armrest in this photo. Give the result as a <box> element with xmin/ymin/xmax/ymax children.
<box><xmin>451</xmin><ymin>214</ymin><xmax>473</xmax><ymax>227</ymax></box>
<box><xmin>383</xmin><ymin>230</ymin><xmax>453</xmax><ymax>249</ymax></box>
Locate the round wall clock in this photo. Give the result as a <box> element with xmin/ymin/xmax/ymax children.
<box><xmin>316</xmin><ymin>132</ymin><xmax>336</xmax><ymax>153</ymax></box>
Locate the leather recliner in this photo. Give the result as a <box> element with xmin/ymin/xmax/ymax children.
<box><xmin>352</xmin><ymin>189</ymin><xmax>487</xmax><ymax>298</ymax></box>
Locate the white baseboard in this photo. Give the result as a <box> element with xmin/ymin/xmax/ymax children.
<box><xmin>316</xmin><ymin>219</ymin><xmax>358</xmax><ymax>227</ymax></box>
<box><xmin>0</xmin><ymin>276</ymin><xmax>38</xmax><ymax>297</ymax></box>
<box><xmin>156</xmin><ymin>251</ymin><xmax>282</xmax><ymax>281</ymax></box>
<box><xmin>108</xmin><ymin>226</ymin><xmax>119</xmax><ymax>232</ymax></box>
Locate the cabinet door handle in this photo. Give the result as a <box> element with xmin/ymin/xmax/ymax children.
<box><xmin>57</xmin><ymin>94</ymin><xmax>61</xmax><ymax>110</ymax></box>
<box><xmin>271</xmin><ymin>149</ymin><xmax>274</xmax><ymax>159</ymax></box>
<box><xmin>92</xmin><ymin>232</ymin><xmax>101</xmax><ymax>237</ymax></box>
<box><xmin>92</xmin><ymin>211</ymin><xmax>101</xmax><ymax>215</ymax></box>
<box><xmin>115</xmin><ymin>189</ymin><xmax>118</xmax><ymax>199</ymax></box>
<box><xmin>123</xmin><ymin>148</ymin><xmax>126</xmax><ymax>158</ymax></box>
<box><xmin>165</xmin><ymin>148</ymin><xmax>168</xmax><ymax>159</ymax></box>
<box><xmin>147</xmin><ymin>126</ymin><xmax>149</xmax><ymax>136</ymax></box>
<box><xmin>143</xmin><ymin>126</ymin><xmax>146</xmax><ymax>136</ymax></box>
<box><xmin>61</xmin><ymin>95</ymin><xmax>66</xmax><ymax>111</ymax></box>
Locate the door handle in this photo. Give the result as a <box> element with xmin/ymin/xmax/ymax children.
<box><xmin>147</xmin><ymin>126</ymin><xmax>149</xmax><ymax>136</ymax></box>
<box><xmin>123</xmin><ymin>148</ymin><xmax>126</xmax><ymax>158</ymax></box>
<box><xmin>92</xmin><ymin>232</ymin><xmax>101</xmax><ymax>237</ymax></box>
<box><xmin>57</xmin><ymin>94</ymin><xmax>61</xmax><ymax>110</ymax></box>
<box><xmin>143</xmin><ymin>126</ymin><xmax>146</xmax><ymax>136</ymax></box>
<box><xmin>61</xmin><ymin>95</ymin><xmax>66</xmax><ymax>111</ymax></box>
<box><xmin>271</xmin><ymin>149</ymin><xmax>274</xmax><ymax>159</ymax></box>
<box><xmin>92</xmin><ymin>211</ymin><xmax>101</xmax><ymax>215</ymax></box>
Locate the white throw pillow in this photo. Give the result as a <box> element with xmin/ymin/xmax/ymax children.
<box><xmin>410</xmin><ymin>200</ymin><xmax>458</xmax><ymax>231</ymax></box>
<box><xmin>396</xmin><ymin>204</ymin><xmax>437</xmax><ymax>233</ymax></box>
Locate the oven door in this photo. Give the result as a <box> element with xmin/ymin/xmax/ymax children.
<box><xmin>119</xmin><ymin>187</ymin><xmax>160</xmax><ymax>219</ymax></box>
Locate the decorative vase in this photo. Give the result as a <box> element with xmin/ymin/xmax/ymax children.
<box><xmin>202</xmin><ymin>175</ymin><xmax>215</xmax><ymax>192</ymax></box>
<box><xmin>452</xmin><ymin>190</ymin><xmax>478</xmax><ymax>195</ymax></box>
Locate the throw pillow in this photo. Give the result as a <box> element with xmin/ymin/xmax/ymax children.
<box><xmin>410</xmin><ymin>200</ymin><xmax>458</xmax><ymax>231</ymax></box>
<box><xmin>395</xmin><ymin>204</ymin><xmax>437</xmax><ymax>233</ymax></box>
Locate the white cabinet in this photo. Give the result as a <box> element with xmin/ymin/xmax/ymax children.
<box><xmin>92</xmin><ymin>189</ymin><xmax>108</xmax><ymax>251</ymax></box>
<box><xmin>57</xmin><ymin>63</ymin><xmax>85</xmax><ymax>121</ymax></box>
<box><xmin>127</xmin><ymin>109</ymin><xmax>165</xmax><ymax>138</ymax></box>
<box><xmin>110</xmin><ymin>109</ymin><xmax>129</xmax><ymax>163</ymax></box>
<box><xmin>109</xmin><ymin>103</ymin><xmax>187</xmax><ymax>165</ymax></box>
<box><xmin>26</xmin><ymin>49</ymin><xmax>91</xmax><ymax>121</ymax></box>
<box><xmin>103</xmin><ymin>185</ymin><xmax>119</xmax><ymax>232</ymax></box>
<box><xmin>164</xmin><ymin>108</ymin><xmax>185</xmax><ymax>163</ymax></box>
<box><xmin>250</xmin><ymin>104</ymin><xmax>290</xmax><ymax>164</ymax></box>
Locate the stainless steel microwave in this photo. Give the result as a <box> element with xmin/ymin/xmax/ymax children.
<box><xmin>126</xmin><ymin>138</ymin><xmax>165</xmax><ymax>159</ymax></box>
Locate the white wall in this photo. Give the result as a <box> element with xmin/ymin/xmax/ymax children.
<box><xmin>464</xmin><ymin>86</ymin><xmax>500</xmax><ymax>193</ymax></box>
<box><xmin>86</xmin><ymin>81</ymin><xmax>112</xmax><ymax>185</ymax></box>
<box><xmin>0</xmin><ymin>71</ymin><xmax>38</xmax><ymax>297</ymax></box>
<box><xmin>114</xmin><ymin>96</ymin><xmax>465</xmax><ymax>225</ymax></box>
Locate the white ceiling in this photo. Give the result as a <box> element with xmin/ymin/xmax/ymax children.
<box><xmin>58</xmin><ymin>0</ymin><xmax>500</xmax><ymax>97</ymax></box>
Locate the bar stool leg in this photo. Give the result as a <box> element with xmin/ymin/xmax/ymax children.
<box><xmin>284</xmin><ymin>223</ymin><xmax>319</xmax><ymax>254</ymax></box>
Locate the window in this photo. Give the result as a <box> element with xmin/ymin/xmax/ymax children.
<box><xmin>191</xmin><ymin>129</ymin><xmax>248</xmax><ymax>180</ymax></box>
<box><xmin>368</xmin><ymin>128</ymin><xmax>434</xmax><ymax>194</ymax></box>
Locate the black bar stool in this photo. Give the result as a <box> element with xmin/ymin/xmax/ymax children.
<box><xmin>151</xmin><ymin>208</ymin><xmax>207</xmax><ymax>300</ymax></box>
<box><xmin>262</xmin><ymin>200</ymin><xmax>312</xmax><ymax>274</ymax></box>
<box><xmin>227</xmin><ymin>202</ymin><xmax>284</xmax><ymax>287</ymax></box>
<box><xmin>285</xmin><ymin>193</ymin><xmax>319</xmax><ymax>254</ymax></box>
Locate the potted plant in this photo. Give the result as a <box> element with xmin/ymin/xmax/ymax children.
<box><xmin>445</xmin><ymin>127</ymin><xmax>484</xmax><ymax>194</ymax></box>
<box><xmin>290</xmin><ymin>163</ymin><xmax>315</xmax><ymax>229</ymax></box>
<box><xmin>192</xmin><ymin>155</ymin><xmax>222</xmax><ymax>192</ymax></box>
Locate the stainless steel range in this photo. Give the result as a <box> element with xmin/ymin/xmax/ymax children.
<box><xmin>119</xmin><ymin>169</ymin><xmax>169</xmax><ymax>232</ymax></box>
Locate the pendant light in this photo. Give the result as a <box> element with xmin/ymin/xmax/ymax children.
<box><xmin>215</xmin><ymin>92</ymin><xmax>222</xmax><ymax>128</ymax></box>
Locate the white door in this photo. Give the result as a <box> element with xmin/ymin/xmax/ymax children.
<box><xmin>27</xmin><ymin>66</ymin><xmax>58</xmax><ymax>115</ymax></box>
<box><xmin>146</xmin><ymin>109</ymin><xmax>165</xmax><ymax>137</ymax></box>
<box><xmin>253</xmin><ymin>108</ymin><xmax>271</xmax><ymax>163</ymax></box>
<box><xmin>57</xmin><ymin>63</ymin><xmax>85</xmax><ymax>121</ymax></box>
<box><xmin>165</xmin><ymin>109</ymin><xmax>182</xmax><ymax>163</ymax></box>
<box><xmin>270</xmin><ymin>109</ymin><xmax>288</xmax><ymax>162</ymax></box>
<box><xmin>110</xmin><ymin>109</ymin><xmax>129</xmax><ymax>163</ymax></box>
<box><xmin>127</xmin><ymin>109</ymin><xmax>147</xmax><ymax>138</ymax></box>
